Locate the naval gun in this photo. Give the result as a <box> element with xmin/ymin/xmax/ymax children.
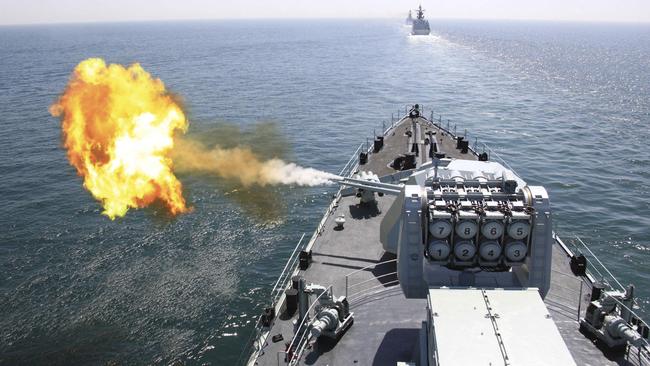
<box><xmin>333</xmin><ymin>158</ymin><xmax>555</xmax><ymax>299</ymax></box>
<box><xmin>332</xmin><ymin>174</ymin><xmax>402</xmax><ymax>197</ymax></box>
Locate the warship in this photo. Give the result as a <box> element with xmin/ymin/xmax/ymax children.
<box><xmin>411</xmin><ymin>5</ymin><xmax>431</xmax><ymax>36</ymax></box>
<box><xmin>240</xmin><ymin>105</ymin><xmax>650</xmax><ymax>365</ymax></box>
<box><xmin>406</xmin><ymin>10</ymin><xmax>414</xmax><ymax>26</ymax></box>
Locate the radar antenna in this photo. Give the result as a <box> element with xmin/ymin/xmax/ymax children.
<box><xmin>416</xmin><ymin>5</ymin><xmax>425</xmax><ymax>20</ymax></box>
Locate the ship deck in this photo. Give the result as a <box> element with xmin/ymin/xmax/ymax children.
<box><xmin>362</xmin><ymin>116</ymin><xmax>475</xmax><ymax>176</ymax></box>
<box><xmin>250</xmin><ymin>115</ymin><xmax>645</xmax><ymax>366</ymax></box>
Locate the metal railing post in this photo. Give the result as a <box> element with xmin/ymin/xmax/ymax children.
<box><xmin>577</xmin><ymin>281</ymin><xmax>583</xmax><ymax>321</ymax></box>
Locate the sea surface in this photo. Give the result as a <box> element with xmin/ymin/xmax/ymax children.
<box><xmin>1</xmin><ymin>19</ymin><xmax>649</xmax><ymax>365</ymax></box>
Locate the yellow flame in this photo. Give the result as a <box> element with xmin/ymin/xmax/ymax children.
<box><xmin>50</xmin><ymin>58</ymin><xmax>189</xmax><ymax>219</ymax></box>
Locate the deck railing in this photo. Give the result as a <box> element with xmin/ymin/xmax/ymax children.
<box><xmin>571</xmin><ymin>236</ymin><xmax>626</xmax><ymax>292</ymax></box>
<box><xmin>236</xmin><ymin>233</ymin><xmax>307</xmax><ymax>365</ymax></box>
<box><xmin>339</xmin><ymin>143</ymin><xmax>364</xmax><ymax>178</ymax></box>
<box><xmin>344</xmin><ymin>258</ymin><xmax>398</xmax><ymax>299</ymax></box>
<box><xmin>270</xmin><ymin>233</ymin><xmax>307</xmax><ymax>305</ymax></box>
<box><xmin>276</xmin><ymin>285</ymin><xmax>334</xmax><ymax>366</ymax></box>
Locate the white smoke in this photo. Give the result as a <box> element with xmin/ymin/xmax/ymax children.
<box><xmin>261</xmin><ymin>159</ymin><xmax>340</xmax><ymax>186</ymax></box>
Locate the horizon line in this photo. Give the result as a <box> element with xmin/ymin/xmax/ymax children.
<box><xmin>2</xmin><ymin>16</ymin><xmax>650</xmax><ymax>27</ymax></box>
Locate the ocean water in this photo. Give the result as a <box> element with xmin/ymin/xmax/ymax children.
<box><xmin>1</xmin><ymin>19</ymin><xmax>649</xmax><ymax>365</ymax></box>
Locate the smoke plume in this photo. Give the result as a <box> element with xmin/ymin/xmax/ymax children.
<box><xmin>172</xmin><ymin>138</ymin><xmax>337</xmax><ymax>187</ymax></box>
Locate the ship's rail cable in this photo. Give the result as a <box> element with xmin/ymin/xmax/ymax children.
<box><xmin>481</xmin><ymin>143</ymin><xmax>523</xmax><ymax>179</ymax></box>
<box><xmin>236</xmin><ymin>233</ymin><xmax>308</xmax><ymax>366</ymax></box>
<box><xmin>343</xmin><ymin>258</ymin><xmax>397</xmax><ymax>278</ymax></box>
<box><xmin>556</xmin><ymin>232</ymin><xmax>615</xmax><ymax>294</ymax></box>
<box><xmin>270</xmin><ymin>233</ymin><xmax>306</xmax><ymax>304</ymax></box>
<box><xmin>562</xmin><ymin>234</ymin><xmax>649</xmax><ymax>318</ymax></box>
<box><xmin>338</xmin><ymin>143</ymin><xmax>364</xmax><ymax>178</ymax></box>
<box><xmin>347</xmin><ymin>269</ymin><xmax>398</xmax><ymax>292</ymax></box>
<box><xmin>280</xmin><ymin>284</ymin><xmax>334</xmax><ymax>365</ymax></box>
<box><xmin>237</xmin><ymin>312</ymin><xmax>266</xmax><ymax>365</ymax></box>
<box><xmin>554</xmin><ymin>233</ymin><xmax>599</xmax><ymax>286</ymax></box>
<box><xmin>347</xmin><ymin>278</ymin><xmax>400</xmax><ymax>303</ymax></box>
<box><xmin>574</xmin><ymin>236</ymin><xmax>626</xmax><ymax>292</ymax></box>
<box><xmin>346</xmin><ymin>284</ymin><xmax>403</xmax><ymax>309</ymax></box>
<box><xmin>343</xmin><ymin>258</ymin><xmax>397</xmax><ymax>297</ymax></box>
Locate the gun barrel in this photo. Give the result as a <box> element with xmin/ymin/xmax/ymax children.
<box><xmin>335</xmin><ymin>177</ymin><xmax>402</xmax><ymax>195</ymax></box>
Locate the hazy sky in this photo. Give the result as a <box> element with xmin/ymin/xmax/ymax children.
<box><xmin>1</xmin><ymin>0</ymin><xmax>649</xmax><ymax>26</ymax></box>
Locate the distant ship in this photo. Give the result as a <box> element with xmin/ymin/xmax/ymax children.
<box><xmin>411</xmin><ymin>4</ymin><xmax>431</xmax><ymax>35</ymax></box>
<box><xmin>405</xmin><ymin>10</ymin><xmax>414</xmax><ymax>25</ymax></box>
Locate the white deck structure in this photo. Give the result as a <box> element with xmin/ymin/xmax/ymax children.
<box><xmin>427</xmin><ymin>288</ymin><xmax>576</xmax><ymax>366</ymax></box>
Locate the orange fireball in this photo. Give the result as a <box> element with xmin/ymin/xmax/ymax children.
<box><xmin>50</xmin><ymin>58</ymin><xmax>189</xmax><ymax>219</ymax></box>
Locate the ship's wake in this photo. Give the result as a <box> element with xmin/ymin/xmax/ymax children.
<box><xmin>407</xmin><ymin>33</ymin><xmax>443</xmax><ymax>43</ymax></box>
